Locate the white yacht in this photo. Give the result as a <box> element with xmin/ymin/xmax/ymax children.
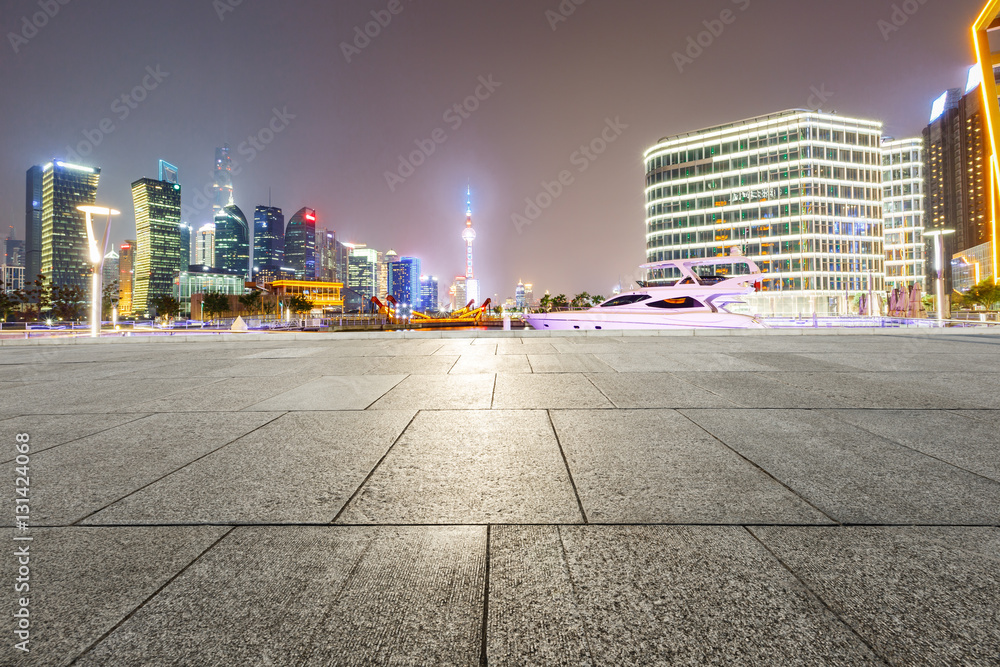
<box><xmin>524</xmin><ymin>255</ymin><xmax>766</xmax><ymax>331</ymax></box>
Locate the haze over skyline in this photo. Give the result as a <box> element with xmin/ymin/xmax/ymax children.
<box><xmin>0</xmin><ymin>0</ymin><xmax>987</xmax><ymax>297</ymax></box>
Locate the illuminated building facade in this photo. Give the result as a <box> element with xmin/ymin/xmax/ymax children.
<box><xmin>102</xmin><ymin>249</ymin><xmax>119</xmax><ymax>294</ymax></box>
<box><xmin>348</xmin><ymin>245</ymin><xmax>379</xmax><ymax>300</ymax></box>
<box><xmin>195</xmin><ymin>224</ymin><xmax>215</xmax><ymax>267</ymax></box>
<box><xmin>452</xmin><ymin>276</ymin><xmax>467</xmax><ymax>310</ymax></box>
<box><xmin>285</xmin><ymin>207</ymin><xmax>317</xmax><ymax>279</ymax></box>
<box><xmin>119</xmin><ymin>241</ymin><xmax>135</xmax><ymax>315</ymax></box>
<box><xmin>379</xmin><ymin>249</ymin><xmax>398</xmax><ymax>299</ymax></box>
<box><xmin>173</xmin><ymin>267</ymin><xmax>246</xmax><ymax>318</ymax></box>
<box><xmin>132</xmin><ymin>177</ymin><xmax>182</xmax><ymax>315</ymax></box>
<box><xmin>39</xmin><ymin>160</ymin><xmax>102</xmax><ymax>292</ymax></box>
<box><xmin>212</xmin><ymin>145</ymin><xmax>234</xmax><ymax>217</ymax></box>
<box><xmin>390</xmin><ymin>257</ymin><xmax>421</xmax><ymax>309</ymax></box>
<box><xmin>25</xmin><ymin>166</ymin><xmax>43</xmax><ymax>282</ymax></box>
<box><xmin>2</xmin><ymin>265</ymin><xmax>24</xmax><ymax>294</ymax></box>
<box><xmin>923</xmin><ymin>76</ymin><xmax>991</xmax><ymax>292</ymax></box>
<box><xmin>179</xmin><ymin>223</ymin><xmax>192</xmax><ymax>272</ymax></box>
<box><xmin>524</xmin><ymin>283</ymin><xmax>534</xmax><ymax>308</ymax></box>
<box><xmin>214</xmin><ymin>204</ymin><xmax>250</xmax><ymax>278</ymax></box>
<box><xmin>253</xmin><ymin>205</ymin><xmax>284</xmax><ymax>274</ymax></box>
<box><xmin>644</xmin><ymin>110</ymin><xmax>885</xmax><ymax>316</ymax></box>
<box><xmin>881</xmin><ymin>138</ymin><xmax>926</xmax><ymax>291</ymax></box>
<box><xmin>515</xmin><ymin>281</ymin><xmax>526</xmax><ymax>309</ymax></box>
<box><xmin>420</xmin><ymin>275</ymin><xmax>439</xmax><ymax>313</ymax></box>
<box><xmin>271</xmin><ymin>280</ymin><xmax>344</xmax><ymax>313</ymax></box>
<box><xmin>316</xmin><ymin>229</ymin><xmax>348</xmax><ymax>283</ymax></box>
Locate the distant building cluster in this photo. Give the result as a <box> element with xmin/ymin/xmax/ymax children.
<box><xmin>12</xmin><ymin>145</ymin><xmax>505</xmax><ymax>319</ymax></box>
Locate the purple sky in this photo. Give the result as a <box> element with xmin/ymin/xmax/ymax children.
<box><xmin>0</xmin><ymin>0</ymin><xmax>988</xmax><ymax>299</ymax></box>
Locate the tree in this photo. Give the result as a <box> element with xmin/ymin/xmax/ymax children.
<box><xmin>102</xmin><ymin>280</ymin><xmax>119</xmax><ymax>319</ymax></box>
<box><xmin>287</xmin><ymin>295</ymin><xmax>313</xmax><ymax>314</ymax></box>
<box><xmin>539</xmin><ymin>294</ymin><xmax>553</xmax><ymax>313</ymax></box>
<box><xmin>150</xmin><ymin>294</ymin><xmax>180</xmax><ymax>321</ymax></box>
<box><xmin>963</xmin><ymin>280</ymin><xmax>1000</xmax><ymax>310</ymax></box>
<box><xmin>202</xmin><ymin>291</ymin><xmax>230</xmax><ymax>320</ymax></box>
<box><xmin>49</xmin><ymin>284</ymin><xmax>85</xmax><ymax>321</ymax></box>
<box><xmin>551</xmin><ymin>294</ymin><xmax>568</xmax><ymax>310</ymax></box>
<box><xmin>0</xmin><ymin>280</ymin><xmax>16</xmax><ymax>322</ymax></box>
<box><xmin>238</xmin><ymin>290</ymin><xmax>262</xmax><ymax>315</ymax></box>
<box><xmin>14</xmin><ymin>274</ymin><xmax>51</xmax><ymax>321</ymax></box>
<box><xmin>571</xmin><ymin>292</ymin><xmax>592</xmax><ymax>309</ymax></box>
<box><xmin>591</xmin><ymin>294</ymin><xmax>605</xmax><ymax>306</ymax></box>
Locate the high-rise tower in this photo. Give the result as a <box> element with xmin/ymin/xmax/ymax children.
<box><xmin>285</xmin><ymin>207</ymin><xmax>317</xmax><ymax>279</ymax></box>
<box><xmin>213</xmin><ymin>145</ymin><xmax>234</xmax><ymax>217</ymax></box>
<box><xmin>461</xmin><ymin>186</ymin><xmax>480</xmax><ymax>306</ymax></box>
<box><xmin>132</xmin><ymin>176</ymin><xmax>182</xmax><ymax>315</ymax></box>
<box><xmin>39</xmin><ymin>160</ymin><xmax>102</xmax><ymax>292</ymax></box>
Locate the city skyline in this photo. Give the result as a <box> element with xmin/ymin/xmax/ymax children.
<box><xmin>0</xmin><ymin>0</ymin><xmax>989</xmax><ymax>296</ymax></box>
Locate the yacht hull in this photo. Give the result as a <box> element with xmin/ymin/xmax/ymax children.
<box><xmin>524</xmin><ymin>310</ymin><xmax>765</xmax><ymax>331</ymax></box>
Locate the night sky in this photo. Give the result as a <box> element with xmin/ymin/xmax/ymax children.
<box><xmin>0</xmin><ymin>0</ymin><xmax>988</xmax><ymax>300</ymax></box>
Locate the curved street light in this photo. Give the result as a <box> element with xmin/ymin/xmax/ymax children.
<box><xmin>78</xmin><ymin>205</ymin><xmax>121</xmax><ymax>338</ymax></box>
<box><xmin>924</xmin><ymin>229</ymin><xmax>955</xmax><ymax>322</ymax></box>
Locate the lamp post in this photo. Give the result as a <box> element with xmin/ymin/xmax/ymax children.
<box><xmin>78</xmin><ymin>205</ymin><xmax>121</xmax><ymax>338</ymax></box>
<box><xmin>925</xmin><ymin>229</ymin><xmax>955</xmax><ymax>321</ymax></box>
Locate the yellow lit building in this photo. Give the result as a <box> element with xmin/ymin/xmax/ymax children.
<box><xmin>270</xmin><ymin>280</ymin><xmax>344</xmax><ymax>312</ymax></box>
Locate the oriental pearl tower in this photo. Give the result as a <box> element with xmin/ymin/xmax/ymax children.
<box><xmin>462</xmin><ymin>185</ymin><xmax>481</xmax><ymax>305</ymax></box>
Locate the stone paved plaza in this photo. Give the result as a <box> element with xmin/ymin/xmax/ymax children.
<box><xmin>2</xmin><ymin>329</ymin><xmax>999</xmax><ymax>665</ymax></box>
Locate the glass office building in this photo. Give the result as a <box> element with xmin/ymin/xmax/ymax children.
<box><xmin>644</xmin><ymin>110</ymin><xmax>885</xmax><ymax>316</ymax></box>
<box><xmin>39</xmin><ymin>160</ymin><xmax>101</xmax><ymax>292</ymax></box>
<box><xmin>881</xmin><ymin>138</ymin><xmax>926</xmax><ymax>291</ymax></box>
<box><xmin>132</xmin><ymin>177</ymin><xmax>182</xmax><ymax>315</ymax></box>
<box><xmin>214</xmin><ymin>204</ymin><xmax>250</xmax><ymax>279</ymax></box>
<box><xmin>285</xmin><ymin>207</ymin><xmax>317</xmax><ymax>280</ymax></box>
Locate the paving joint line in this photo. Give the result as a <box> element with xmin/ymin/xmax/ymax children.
<box><xmin>556</xmin><ymin>525</ymin><xmax>596</xmax><ymax>662</ymax></box>
<box><xmin>67</xmin><ymin>525</ymin><xmax>236</xmax><ymax>665</ymax></box>
<box><xmin>547</xmin><ymin>410</ymin><xmax>589</xmax><ymax>524</ymax></box>
<box><xmin>330</xmin><ymin>410</ymin><xmax>420</xmax><ymax>524</ymax></box>
<box><xmin>743</xmin><ymin>526</ymin><xmax>892</xmax><ymax>666</ymax></box>
<box><xmin>68</xmin><ymin>412</ymin><xmax>290</xmax><ymax>526</ymax></box>
<box><xmin>676</xmin><ymin>409</ymin><xmax>842</xmax><ymax>526</ymax></box>
<box><xmin>479</xmin><ymin>524</ymin><xmax>492</xmax><ymax>667</ymax></box>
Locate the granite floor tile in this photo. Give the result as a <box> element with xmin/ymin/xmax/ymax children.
<box><xmin>526</xmin><ymin>354</ymin><xmax>615</xmax><ymax>373</ymax></box>
<box><xmin>752</xmin><ymin>526</ymin><xmax>1000</xmax><ymax>666</ymax></box>
<box><xmin>586</xmin><ymin>373</ymin><xmax>739</xmax><ymax>408</ymax></box>
<box><xmin>684</xmin><ymin>409</ymin><xmax>1000</xmax><ymax>524</ymax></box>
<box><xmin>0</xmin><ymin>413</ymin><xmax>147</xmax><ymax>459</ymax></box>
<box><xmin>493</xmin><ymin>374</ymin><xmax>612</xmax><ymax>410</ymax></box>
<box><xmin>369</xmin><ymin>374</ymin><xmax>495</xmax><ymax>410</ymax></box>
<box><xmin>75</xmin><ymin>526</ymin><xmax>486</xmax><ymax>667</ymax></box>
<box><xmin>551</xmin><ymin>410</ymin><xmax>829</xmax><ymax>524</ymax></box>
<box><xmin>450</xmin><ymin>354</ymin><xmax>531</xmax><ymax>374</ymax></box>
<box><xmin>87</xmin><ymin>411</ymin><xmax>415</xmax><ymax>524</ymax></box>
<box><xmin>337</xmin><ymin>411</ymin><xmax>582</xmax><ymax>524</ymax></box>
<box><xmin>0</xmin><ymin>526</ymin><xmax>228</xmax><ymax>667</ymax></box>
<box><xmin>246</xmin><ymin>375</ymin><xmax>406</xmax><ymax>411</ymax></box>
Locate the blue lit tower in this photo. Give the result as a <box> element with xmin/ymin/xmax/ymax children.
<box><xmin>285</xmin><ymin>207</ymin><xmax>317</xmax><ymax>279</ymax></box>
<box><xmin>212</xmin><ymin>145</ymin><xmax>234</xmax><ymax>217</ymax></box>
<box><xmin>214</xmin><ymin>204</ymin><xmax>250</xmax><ymax>278</ymax></box>
<box><xmin>390</xmin><ymin>256</ymin><xmax>421</xmax><ymax>311</ymax></box>
<box><xmin>462</xmin><ymin>185</ymin><xmax>481</xmax><ymax>305</ymax></box>
<box><xmin>253</xmin><ymin>205</ymin><xmax>284</xmax><ymax>274</ymax></box>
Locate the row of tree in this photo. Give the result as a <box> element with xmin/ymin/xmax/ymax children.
<box><xmin>954</xmin><ymin>280</ymin><xmax>1000</xmax><ymax>311</ymax></box>
<box><xmin>537</xmin><ymin>292</ymin><xmax>606</xmax><ymax>313</ymax></box>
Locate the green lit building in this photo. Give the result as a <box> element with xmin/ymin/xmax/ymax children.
<box><xmin>39</xmin><ymin>160</ymin><xmax>101</xmax><ymax>292</ymax></box>
<box><xmin>132</xmin><ymin>177</ymin><xmax>182</xmax><ymax>316</ymax></box>
<box><xmin>172</xmin><ymin>266</ymin><xmax>247</xmax><ymax>317</ymax></box>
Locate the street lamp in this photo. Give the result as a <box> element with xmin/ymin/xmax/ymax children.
<box><xmin>78</xmin><ymin>205</ymin><xmax>121</xmax><ymax>338</ymax></box>
<box><xmin>925</xmin><ymin>229</ymin><xmax>955</xmax><ymax>321</ymax></box>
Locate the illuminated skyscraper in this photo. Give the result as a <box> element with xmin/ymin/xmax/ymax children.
<box><xmin>390</xmin><ymin>256</ymin><xmax>421</xmax><ymax>310</ymax></box>
<box><xmin>285</xmin><ymin>207</ymin><xmax>317</xmax><ymax>279</ymax></box>
<box><xmin>213</xmin><ymin>145</ymin><xmax>234</xmax><ymax>217</ymax></box>
<box><xmin>379</xmin><ymin>249</ymin><xmax>398</xmax><ymax>299</ymax></box>
<box><xmin>214</xmin><ymin>204</ymin><xmax>250</xmax><ymax>278</ymax></box>
<box><xmin>39</xmin><ymin>160</ymin><xmax>101</xmax><ymax>292</ymax></box>
<box><xmin>159</xmin><ymin>160</ymin><xmax>179</xmax><ymax>185</ymax></box>
<box><xmin>24</xmin><ymin>166</ymin><xmax>43</xmax><ymax>281</ymax></box>
<box><xmin>515</xmin><ymin>281</ymin><xmax>526</xmax><ymax>309</ymax></box>
<box><xmin>348</xmin><ymin>245</ymin><xmax>379</xmax><ymax>300</ymax></box>
<box><xmin>119</xmin><ymin>241</ymin><xmax>135</xmax><ymax>315</ymax></box>
<box><xmin>178</xmin><ymin>223</ymin><xmax>192</xmax><ymax>272</ymax></box>
<box><xmin>102</xmin><ymin>249</ymin><xmax>119</xmax><ymax>295</ymax></box>
<box><xmin>881</xmin><ymin>138</ymin><xmax>926</xmax><ymax>291</ymax></box>
<box><xmin>420</xmin><ymin>275</ymin><xmax>439</xmax><ymax>313</ymax></box>
<box><xmin>132</xmin><ymin>177</ymin><xmax>182</xmax><ymax>315</ymax></box>
<box><xmin>195</xmin><ymin>224</ymin><xmax>215</xmax><ymax>266</ymax></box>
<box><xmin>645</xmin><ymin>110</ymin><xmax>885</xmax><ymax>316</ymax></box>
<box><xmin>253</xmin><ymin>205</ymin><xmax>284</xmax><ymax>274</ymax></box>
<box><xmin>461</xmin><ymin>186</ymin><xmax>480</xmax><ymax>305</ymax></box>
